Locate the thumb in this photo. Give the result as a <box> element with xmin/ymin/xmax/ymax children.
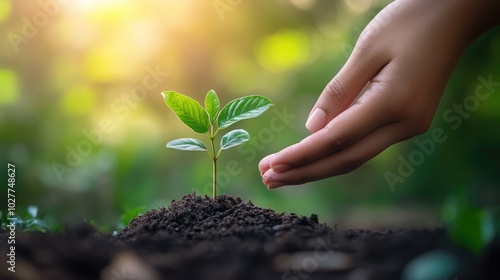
<box><xmin>306</xmin><ymin>49</ymin><xmax>387</xmax><ymax>133</ymax></box>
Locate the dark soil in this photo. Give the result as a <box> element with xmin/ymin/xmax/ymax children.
<box><xmin>1</xmin><ymin>193</ymin><xmax>499</xmax><ymax>280</ymax></box>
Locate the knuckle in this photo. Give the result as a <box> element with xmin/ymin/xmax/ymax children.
<box><xmin>323</xmin><ymin>126</ymin><xmax>352</xmax><ymax>153</ymax></box>
<box><xmin>324</xmin><ymin>77</ymin><xmax>349</xmax><ymax>108</ymax></box>
<box><xmin>355</xmin><ymin>18</ymin><xmax>388</xmax><ymax>54</ymax></box>
<box><xmin>357</xmin><ymin>27</ymin><xmax>379</xmax><ymax>52</ymax></box>
<box><xmin>359</xmin><ymin>5</ymin><xmax>397</xmax><ymax>44</ymax></box>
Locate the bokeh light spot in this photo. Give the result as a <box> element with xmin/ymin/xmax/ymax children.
<box><xmin>60</xmin><ymin>86</ymin><xmax>97</xmax><ymax>115</ymax></box>
<box><xmin>0</xmin><ymin>0</ymin><xmax>11</xmax><ymax>24</ymax></box>
<box><xmin>0</xmin><ymin>69</ymin><xmax>19</xmax><ymax>105</ymax></box>
<box><xmin>84</xmin><ymin>44</ymin><xmax>135</xmax><ymax>83</ymax></box>
<box><xmin>289</xmin><ymin>0</ymin><xmax>316</xmax><ymax>10</ymax></box>
<box><xmin>344</xmin><ymin>0</ymin><xmax>372</xmax><ymax>14</ymax></box>
<box><xmin>256</xmin><ymin>30</ymin><xmax>310</xmax><ymax>73</ymax></box>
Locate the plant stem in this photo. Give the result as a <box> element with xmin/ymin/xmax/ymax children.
<box><xmin>209</xmin><ymin>132</ymin><xmax>218</xmax><ymax>200</ymax></box>
<box><xmin>212</xmin><ymin>157</ymin><xmax>217</xmax><ymax>200</ymax></box>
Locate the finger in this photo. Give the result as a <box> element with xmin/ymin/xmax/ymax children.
<box><xmin>263</xmin><ymin>121</ymin><xmax>411</xmax><ymax>189</ymax></box>
<box><xmin>258</xmin><ymin>153</ymin><xmax>275</xmax><ymax>175</ymax></box>
<box><xmin>306</xmin><ymin>45</ymin><xmax>389</xmax><ymax>133</ymax></box>
<box><xmin>268</xmin><ymin>78</ymin><xmax>395</xmax><ymax>173</ymax></box>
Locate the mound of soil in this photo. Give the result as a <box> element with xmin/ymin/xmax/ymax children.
<box><xmin>117</xmin><ymin>193</ymin><xmax>329</xmax><ymax>245</ymax></box>
<box><xmin>1</xmin><ymin>193</ymin><xmax>499</xmax><ymax>280</ymax></box>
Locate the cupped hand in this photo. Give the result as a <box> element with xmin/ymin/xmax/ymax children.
<box><xmin>259</xmin><ymin>0</ymin><xmax>499</xmax><ymax>189</ymax></box>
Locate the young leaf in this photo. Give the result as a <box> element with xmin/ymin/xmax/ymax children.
<box><xmin>443</xmin><ymin>196</ymin><xmax>495</xmax><ymax>254</ymax></box>
<box><xmin>205</xmin><ymin>90</ymin><xmax>220</xmax><ymax>125</ymax></box>
<box><xmin>27</xmin><ymin>205</ymin><xmax>38</xmax><ymax>218</ymax></box>
<box><xmin>161</xmin><ymin>91</ymin><xmax>209</xmax><ymax>133</ymax></box>
<box><xmin>119</xmin><ymin>206</ymin><xmax>146</xmax><ymax>229</ymax></box>
<box><xmin>220</xmin><ymin>129</ymin><xmax>250</xmax><ymax>150</ymax></box>
<box><xmin>167</xmin><ymin>138</ymin><xmax>207</xmax><ymax>151</ymax></box>
<box><xmin>218</xmin><ymin>95</ymin><xmax>273</xmax><ymax>129</ymax></box>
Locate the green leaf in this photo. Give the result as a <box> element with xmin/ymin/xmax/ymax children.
<box><xmin>167</xmin><ymin>138</ymin><xmax>207</xmax><ymax>151</ymax></box>
<box><xmin>217</xmin><ymin>95</ymin><xmax>274</xmax><ymax>129</ymax></box>
<box><xmin>27</xmin><ymin>205</ymin><xmax>38</xmax><ymax>218</ymax></box>
<box><xmin>119</xmin><ymin>206</ymin><xmax>146</xmax><ymax>229</ymax></box>
<box><xmin>161</xmin><ymin>91</ymin><xmax>209</xmax><ymax>133</ymax></box>
<box><xmin>205</xmin><ymin>90</ymin><xmax>220</xmax><ymax>125</ymax></box>
<box><xmin>442</xmin><ymin>195</ymin><xmax>495</xmax><ymax>254</ymax></box>
<box><xmin>220</xmin><ymin>129</ymin><xmax>250</xmax><ymax>150</ymax></box>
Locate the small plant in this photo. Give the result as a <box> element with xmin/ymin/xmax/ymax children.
<box><xmin>1</xmin><ymin>205</ymin><xmax>51</xmax><ymax>233</ymax></box>
<box><xmin>442</xmin><ymin>194</ymin><xmax>496</xmax><ymax>254</ymax></box>
<box><xmin>161</xmin><ymin>89</ymin><xmax>273</xmax><ymax>199</ymax></box>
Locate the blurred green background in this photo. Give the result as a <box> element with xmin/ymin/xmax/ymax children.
<box><xmin>1</xmin><ymin>0</ymin><xmax>499</xmax><ymax>231</ymax></box>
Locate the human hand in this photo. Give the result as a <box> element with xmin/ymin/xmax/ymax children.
<box><xmin>259</xmin><ymin>0</ymin><xmax>500</xmax><ymax>189</ymax></box>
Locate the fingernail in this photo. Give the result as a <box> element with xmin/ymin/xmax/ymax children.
<box><xmin>262</xmin><ymin>169</ymin><xmax>286</xmax><ymax>189</ymax></box>
<box><xmin>262</xmin><ymin>169</ymin><xmax>275</xmax><ymax>185</ymax></box>
<box><xmin>272</xmin><ymin>164</ymin><xmax>290</xmax><ymax>173</ymax></box>
<box><xmin>305</xmin><ymin>108</ymin><xmax>327</xmax><ymax>132</ymax></box>
<box><xmin>268</xmin><ymin>181</ymin><xmax>286</xmax><ymax>189</ymax></box>
<box><xmin>259</xmin><ymin>154</ymin><xmax>275</xmax><ymax>176</ymax></box>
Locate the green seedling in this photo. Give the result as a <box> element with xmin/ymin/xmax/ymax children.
<box><xmin>442</xmin><ymin>194</ymin><xmax>495</xmax><ymax>254</ymax></box>
<box><xmin>1</xmin><ymin>205</ymin><xmax>51</xmax><ymax>233</ymax></box>
<box><xmin>161</xmin><ymin>90</ymin><xmax>273</xmax><ymax>199</ymax></box>
<box><xmin>117</xmin><ymin>206</ymin><xmax>146</xmax><ymax>230</ymax></box>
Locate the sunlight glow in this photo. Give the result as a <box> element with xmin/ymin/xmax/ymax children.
<box><xmin>289</xmin><ymin>0</ymin><xmax>316</xmax><ymax>10</ymax></box>
<box><xmin>0</xmin><ymin>0</ymin><xmax>11</xmax><ymax>24</ymax></box>
<box><xmin>71</xmin><ymin>0</ymin><xmax>122</xmax><ymax>11</ymax></box>
<box><xmin>60</xmin><ymin>86</ymin><xmax>97</xmax><ymax>115</ymax></box>
<box><xmin>0</xmin><ymin>69</ymin><xmax>18</xmax><ymax>105</ymax></box>
<box><xmin>344</xmin><ymin>0</ymin><xmax>372</xmax><ymax>14</ymax></box>
<box><xmin>256</xmin><ymin>30</ymin><xmax>310</xmax><ymax>73</ymax></box>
